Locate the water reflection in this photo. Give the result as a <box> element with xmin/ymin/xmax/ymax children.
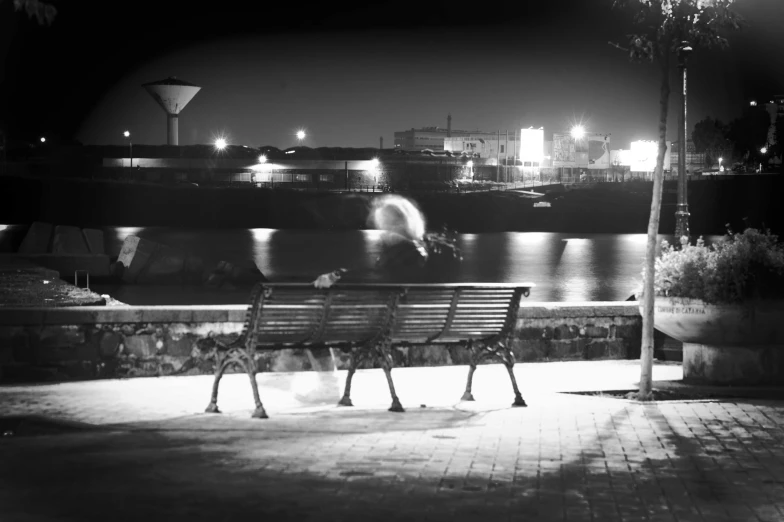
<box><xmin>0</xmin><ymin>225</ymin><xmax>723</xmax><ymax>305</ymax></box>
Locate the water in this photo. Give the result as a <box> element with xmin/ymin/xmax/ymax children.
<box><xmin>2</xmin><ymin>224</ymin><xmax>717</xmax><ymax>305</ymax></box>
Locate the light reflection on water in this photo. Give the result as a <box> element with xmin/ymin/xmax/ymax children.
<box><xmin>0</xmin><ymin>225</ymin><xmax>721</xmax><ymax>305</ymax></box>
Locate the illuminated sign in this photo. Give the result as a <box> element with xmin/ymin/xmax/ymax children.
<box><xmin>630</xmin><ymin>140</ymin><xmax>658</xmax><ymax>172</ymax></box>
<box><xmin>519</xmin><ymin>128</ymin><xmax>544</xmax><ymax>165</ymax></box>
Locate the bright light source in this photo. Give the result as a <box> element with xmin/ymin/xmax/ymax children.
<box><xmin>718</xmin><ymin>157</ymin><xmax>723</xmax><ymax>162</ymax></box>
<box><xmin>296</xmin><ymin>130</ymin><xmax>306</xmax><ymax>141</ymax></box>
<box><xmin>215</xmin><ymin>138</ymin><xmax>227</xmax><ymax>150</ymax></box>
<box><xmin>370</xmin><ymin>158</ymin><xmax>380</xmax><ymax>166</ymax></box>
<box><xmin>466</xmin><ymin>160</ymin><xmax>474</xmax><ymax>168</ymax></box>
<box><xmin>258</xmin><ymin>154</ymin><xmax>267</xmax><ymax>163</ymax></box>
<box><xmin>761</xmin><ymin>147</ymin><xmax>768</xmax><ymax>154</ymax></box>
<box><xmin>123</xmin><ymin>131</ymin><xmax>130</xmax><ymax>138</ymax></box>
<box><xmin>285</xmin><ymin>150</ymin><xmax>295</xmax><ymax>154</ymax></box>
<box><xmin>520</xmin><ymin>128</ymin><xmax>544</xmax><ymax>165</ymax></box>
<box><xmin>40</xmin><ymin>137</ymin><xmax>45</xmax><ymax>143</ymax></box>
<box><xmin>571</xmin><ymin>125</ymin><xmax>585</xmax><ymax>140</ymax></box>
<box><xmin>750</xmin><ymin>100</ymin><xmax>757</xmax><ymax>107</ymax></box>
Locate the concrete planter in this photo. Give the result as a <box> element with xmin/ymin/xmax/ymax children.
<box><xmin>652</xmin><ymin>297</ymin><xmax>784</xmax><ymax>385</ymax></box>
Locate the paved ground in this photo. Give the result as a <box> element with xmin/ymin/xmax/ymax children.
<box><xmin>1</xmin><ymin>360</ymin><xmax>783</xmax><ymax>522</ymax></box>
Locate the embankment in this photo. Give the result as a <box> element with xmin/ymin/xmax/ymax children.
<box><xmin>1</xmin><ymin>175</ymin><xmax>782</xmax><ymax>235</ymax></box>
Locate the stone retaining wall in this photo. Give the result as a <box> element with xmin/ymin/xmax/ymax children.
<box><xmin>0</xmin><ymin>302</ymin><xmax>642</xmax><ymax>383</ymax></box>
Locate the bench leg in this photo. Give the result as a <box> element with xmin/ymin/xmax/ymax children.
<box><xmin>461</xmin><ymin>364</ymin><xmax>477</xmax><ymax>401</ymax></box>
<box><xmin>376</xmin><ymin>344</ymin><xmax>404</xmax><ymax>413</ymax></box>
<box><xmin>339</xmin><ymin>347</ymin><xmax>367</xmax><ymax>407</ymax></box>
<box><xmin>244</xmin><ymin>353</ymin><xmax>268</xmax><ymax>419</ymax></box>
<box><xmin>499</xmin><ymin>343</ymin><xmax>527</xmax><ymax>407</ymax></box>
<box><xmin>205</xmin><ymin>351</ymin><xmax>229</xmax><ymax>414</ymax></box>
<box><xmin>338</xmin><ymin>366</ymin><xmax>357</xmax><ymax>407</ymax></box>
<box><xmin>461</xmin><ymin>340</ymin><xmax>477</xmax><ymax>401</ymax></box>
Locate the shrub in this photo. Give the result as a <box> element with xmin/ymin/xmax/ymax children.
<box><xmin>646</xmin><ymin>227</ymin><xmax>784</xmax><ymax>304</ymax></box>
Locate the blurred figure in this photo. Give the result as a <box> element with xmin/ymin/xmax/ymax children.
<box><xmin>313</xmin><ymin>195</ymin><xmax>459</xmax><ymax>288</ymax></box>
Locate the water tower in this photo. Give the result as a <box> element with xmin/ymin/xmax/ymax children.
<box><xmin>142</xmin><ymin>77</ymin><xmax>201</xmax><ymax>146</ymax></box>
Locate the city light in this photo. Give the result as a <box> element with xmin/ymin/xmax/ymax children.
<box><xmin>296</xmin><ymin>130</ymin><xmax>306</xmax><ymax>141</ymax></box>
<box><xmin>750</xmin><ymin>100</ymin><xmax>757</xmax><ymax>107</ymax></box>
<box><xmin>258</xmin><ymin>154</ymin><xmax>267</xmax><ymax>163</ymax></box>
<box><xmin>520</xmin><ymin>127</ymin><xmax>545</xmax><ymax>165</ymax></box>
<box><xmin>466</xmin><ymin>160</ymin><xmax>474</xmax><ymax>168</ymax></box>
<box><xmin>760</xmin><ymin>147</ymin><xmax>768</xmax><ymax>154</ymax></box>
<box><xmin>123</xmin><ymin>131</ymin><xmax>130</xmax><ymax>138</ymax></box>
<box><xmin>215</xmin><ymin>138</ymin><xmax>227</xmax><ymax>150</ymax></box>
<box><xmin>571</xmin><ymin>125</ymin><xmax>585</xmax><ymax>140</ymax></box>
<box><xmin>40</xmin><ymin>137</ymin><xmax>45</xmax><ymax>143</ymax></box>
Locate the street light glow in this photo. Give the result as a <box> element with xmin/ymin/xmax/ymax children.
<box><xmin>215</xmin><ymin>138</ymin><xmax>227</xmax><ymax>150</ymax></box>
<box><xmin>761</xmin><ymin>147</ymin><xmax>768</xmax><ymax>154</ymax></box>
<box><xmin>296</xmin><ymin>130</ymin><xmax>306</xmax><ymax>141</ymax></box>
<box><xmin>571</xmin><ymin>125</ymin><xmax>585</xmax><ymax>140</ymax></box>
<box><xmin>123</xmin><ymin>131</ymin><xmax>130</xmax><ymax>138</ymax></box>
<box><xmin>258</xmin><ymin>154</ymin><xmax>267</xmax><ymax>163</ymax></box>
<box><xmin>40</xmin><ymin>137</ymin><xmax>45</xmax><ymax>143</ymax></box>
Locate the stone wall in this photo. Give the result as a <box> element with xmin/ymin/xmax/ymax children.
<box><xmin>0</xmin><ymin>302</ymin><xmax>642</xmax><ymax>383</ymax></box>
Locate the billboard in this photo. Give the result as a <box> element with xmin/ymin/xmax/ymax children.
<box><xmin>519</xmin><ymin>128</ymin><xmax>544</xmax><ymax>165</ymax></box>
<box><xmin>552</xmin><ymin>133</ymin><xmax>575</xmax><ymax>167</ymax></box>
<box><xmin>630</xmin><ymin>140</ymin><xmax>659</xmax><ymax>172</ymax></box>
<box><xmin>586</xmin><ymin>133</ymin><xmax>611</xmax><ymax>170</ymax></box>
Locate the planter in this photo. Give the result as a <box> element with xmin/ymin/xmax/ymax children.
<box><xmin>651</xmin><ymin>297</ymin><xmax>784</xmax><ymax>385</ymax></box>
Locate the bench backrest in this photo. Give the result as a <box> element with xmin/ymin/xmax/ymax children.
<box><xmin>245</xmin><ymin>283</ymin><xmax>534</xmax><ymax>349</ymax></box>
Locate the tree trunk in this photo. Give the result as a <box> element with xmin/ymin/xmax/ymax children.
<box><xmin>639</xmin><ymin>53</ymin><xmax>672</xmax><ymax>401</ymax></box>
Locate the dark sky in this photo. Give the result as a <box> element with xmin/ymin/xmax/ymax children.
<box><xmin>1</xmin><ymin>0</ymin><xmax>782</xmax><ymax>150</ymax></box>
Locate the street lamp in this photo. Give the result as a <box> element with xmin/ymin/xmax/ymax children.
<box><xmin>570</xmin><ymin>125</ymin><xmax>585</xmax><ymax>140</ymax></box>
<box><xmin>123</xmin><ymin>130</ymin><xmax>133</xmax><ymax>172</ymax></box>
<box><xmin>40</xmin><ymin>137</ymin><xmax>46</xmax><ymax>143</ymax></box>
<box><xmin>675</xmin><ymin>41</ymin><xmax>693</xmax><ymax>240</ymax></box>
<box><xmin>718</xmin><ymin>157</ymin><xmax>723</xmax><ymax>172</ymax></box>
<box><xmin>296</xmin><ymin>130</ymin><xmax>306</xmax><ymax>142</ymax></box>
<box><xmin>760</xmin><ymin>147</ymin><xmax>768</xmax><ymax>155</ymax></box>
<box><xmin>258</xmin><ymin>154</ymin><xmax>267</xmax><ymax>163</ymax></box>
<box><xmin>215</xmin><ymin>138</ymin><xmax>227</xmax><ymax>150</ymax></box>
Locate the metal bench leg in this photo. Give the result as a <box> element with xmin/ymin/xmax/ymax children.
<box><xmin>375</xmin><ymin>342</ymin><xmax>404</xmax><ymax>413</ymax></box>
<box><xmin>244</xmin><ymin>351</ymin><xmax>268</xmax><ymax>419</ymax></box>
<box><xmin>205</xmin><ymin>350</ymin><xmax>229</xmax><ymax>414</ymax></box>
<box><xmin>461</xmin><ymin>341</ymin><xmax>477</xmax><ymax>401</ymax></box>
<box><xmin>338</xmin><ymin>346</ymin><xmax>367</xmax><ymax>407</ymax></box>
<box><xmin>498</xmin><ymin>342</ymin><xmax>527</xmax><ymax>407</ymax></box>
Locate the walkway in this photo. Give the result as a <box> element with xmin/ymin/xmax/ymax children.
<box><xmin>1</xmin><ymin>360</ymin><xmax>783</xmax><ymax>521</ymax></box>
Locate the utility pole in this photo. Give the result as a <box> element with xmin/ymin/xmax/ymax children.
<box><xmin>505</xmin><ymin>129</ymin><xmax>509</xmax><ymax>183</ymax></box>
<box><xmin>675</xmin><ymin>41</ymin><xmax>693</xmax><ymax>240</ymax></box>
<box><xmin>496</xmin><ymin>130</ymin><xmax>500</xmax><ymax>182</ymax></box>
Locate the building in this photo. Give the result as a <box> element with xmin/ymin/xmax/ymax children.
<box><xmin>394</xmin><ymin>114</ymin><xmax>494</xmax><ymax>152</ymax></box>
<box><xmin>669</xmin><ymin>140</ymin><xmax>705</xmax><ymax>174</ymax></box>
<box><xmin>443</xmin><ymin>131</ymin><xmax>521</xmax><ymax>164</ymax></box>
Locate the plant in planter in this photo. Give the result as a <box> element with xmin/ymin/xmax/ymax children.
<box><xmin>645</xmin><ymin>226</ymin><xmax>784</xmax><ymax>385</ymax></box>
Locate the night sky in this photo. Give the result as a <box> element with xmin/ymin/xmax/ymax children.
<box><xmin>1</xmin><ymin>0</ymin><xmax>782</xmax><ymax>150</ymax></box>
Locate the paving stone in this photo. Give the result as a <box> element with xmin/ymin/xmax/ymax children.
<box><xmin>0</xmin><ymin>361</ymin><xmax>781</xmax><ymax>522</ymax></box>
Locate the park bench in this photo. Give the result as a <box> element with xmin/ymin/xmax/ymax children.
<box><xmin>205</xmin><ymin>282</ymin><xmax>534</xmax><ymax>418</ymax></box>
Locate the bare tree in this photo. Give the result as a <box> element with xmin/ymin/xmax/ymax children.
<box><xmin>611</xmin><ymin>0</ymin><xmax>742</xmax><ymax>400</ymax></box>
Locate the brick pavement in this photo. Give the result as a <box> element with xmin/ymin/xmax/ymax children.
<box><xmin>1</xmin><ymin>360</ymin><xmax>783</xmax><ymax>522</ymax></box>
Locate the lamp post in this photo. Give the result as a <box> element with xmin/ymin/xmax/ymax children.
<box><xmin>760</xmin><ymin>147</ymin><xmax>768</xmax><ymax>173</ymax></box>
<box><xmin>214</xmin><ymin>138</ymin><xmax>227</xmax><ymax>151</ymax></box>
<box><xmin>123</xmin><ymin>131</ymin><xmax>132</xmax><ymax>173</ymax></box>
<box><xmin>571</xmin><ymin>125</ymin><xmax>585</xmax><ymax>183</ymax></box>
<box><xmin>296</xmin><ymin>130</ymin><xmax>306</xmax><ymax>143</ymax></box>
<box><xmin>718</xmin><ymin>157</ymin><xmax>723</xmax><ymax>172</ymax></box>
<box><xmin>675</xmin><ymin>41</ymin><xmax>693</xmax><ymax>240</ymax></box>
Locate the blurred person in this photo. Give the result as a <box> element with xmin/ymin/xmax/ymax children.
<box><xmin>313</xmin><ymin>195</ymin><xmax>460</xmax><ymax>288</ymax></box>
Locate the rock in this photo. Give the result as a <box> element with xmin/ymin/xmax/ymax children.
<box><xmin>115</xmin><ymin>236</ymin><xmax>157</xmax><ymax>283</ymax></box>
<box><xmin>18</xmin><ymin>222</ymin><xmax>53</xmax><ymax>253</ymax></box>
<box><xmin>205</xmin><ymin>259</ymin><xmax>267</xmax><ymax>288</ymax></box>
<box><xmin>52</xmin><ymin>225</ymin><xmax>90</xmax><ymax>254</ymax></box>
<box><xmin>136</xmin><ymin>243</ymin><xmax>185</xmax><ymax>284</ymax></box>
<box><xmin>82</xmin><ymin>229</ymin><xmax>105</xmax><ymax>254</ymax></box>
